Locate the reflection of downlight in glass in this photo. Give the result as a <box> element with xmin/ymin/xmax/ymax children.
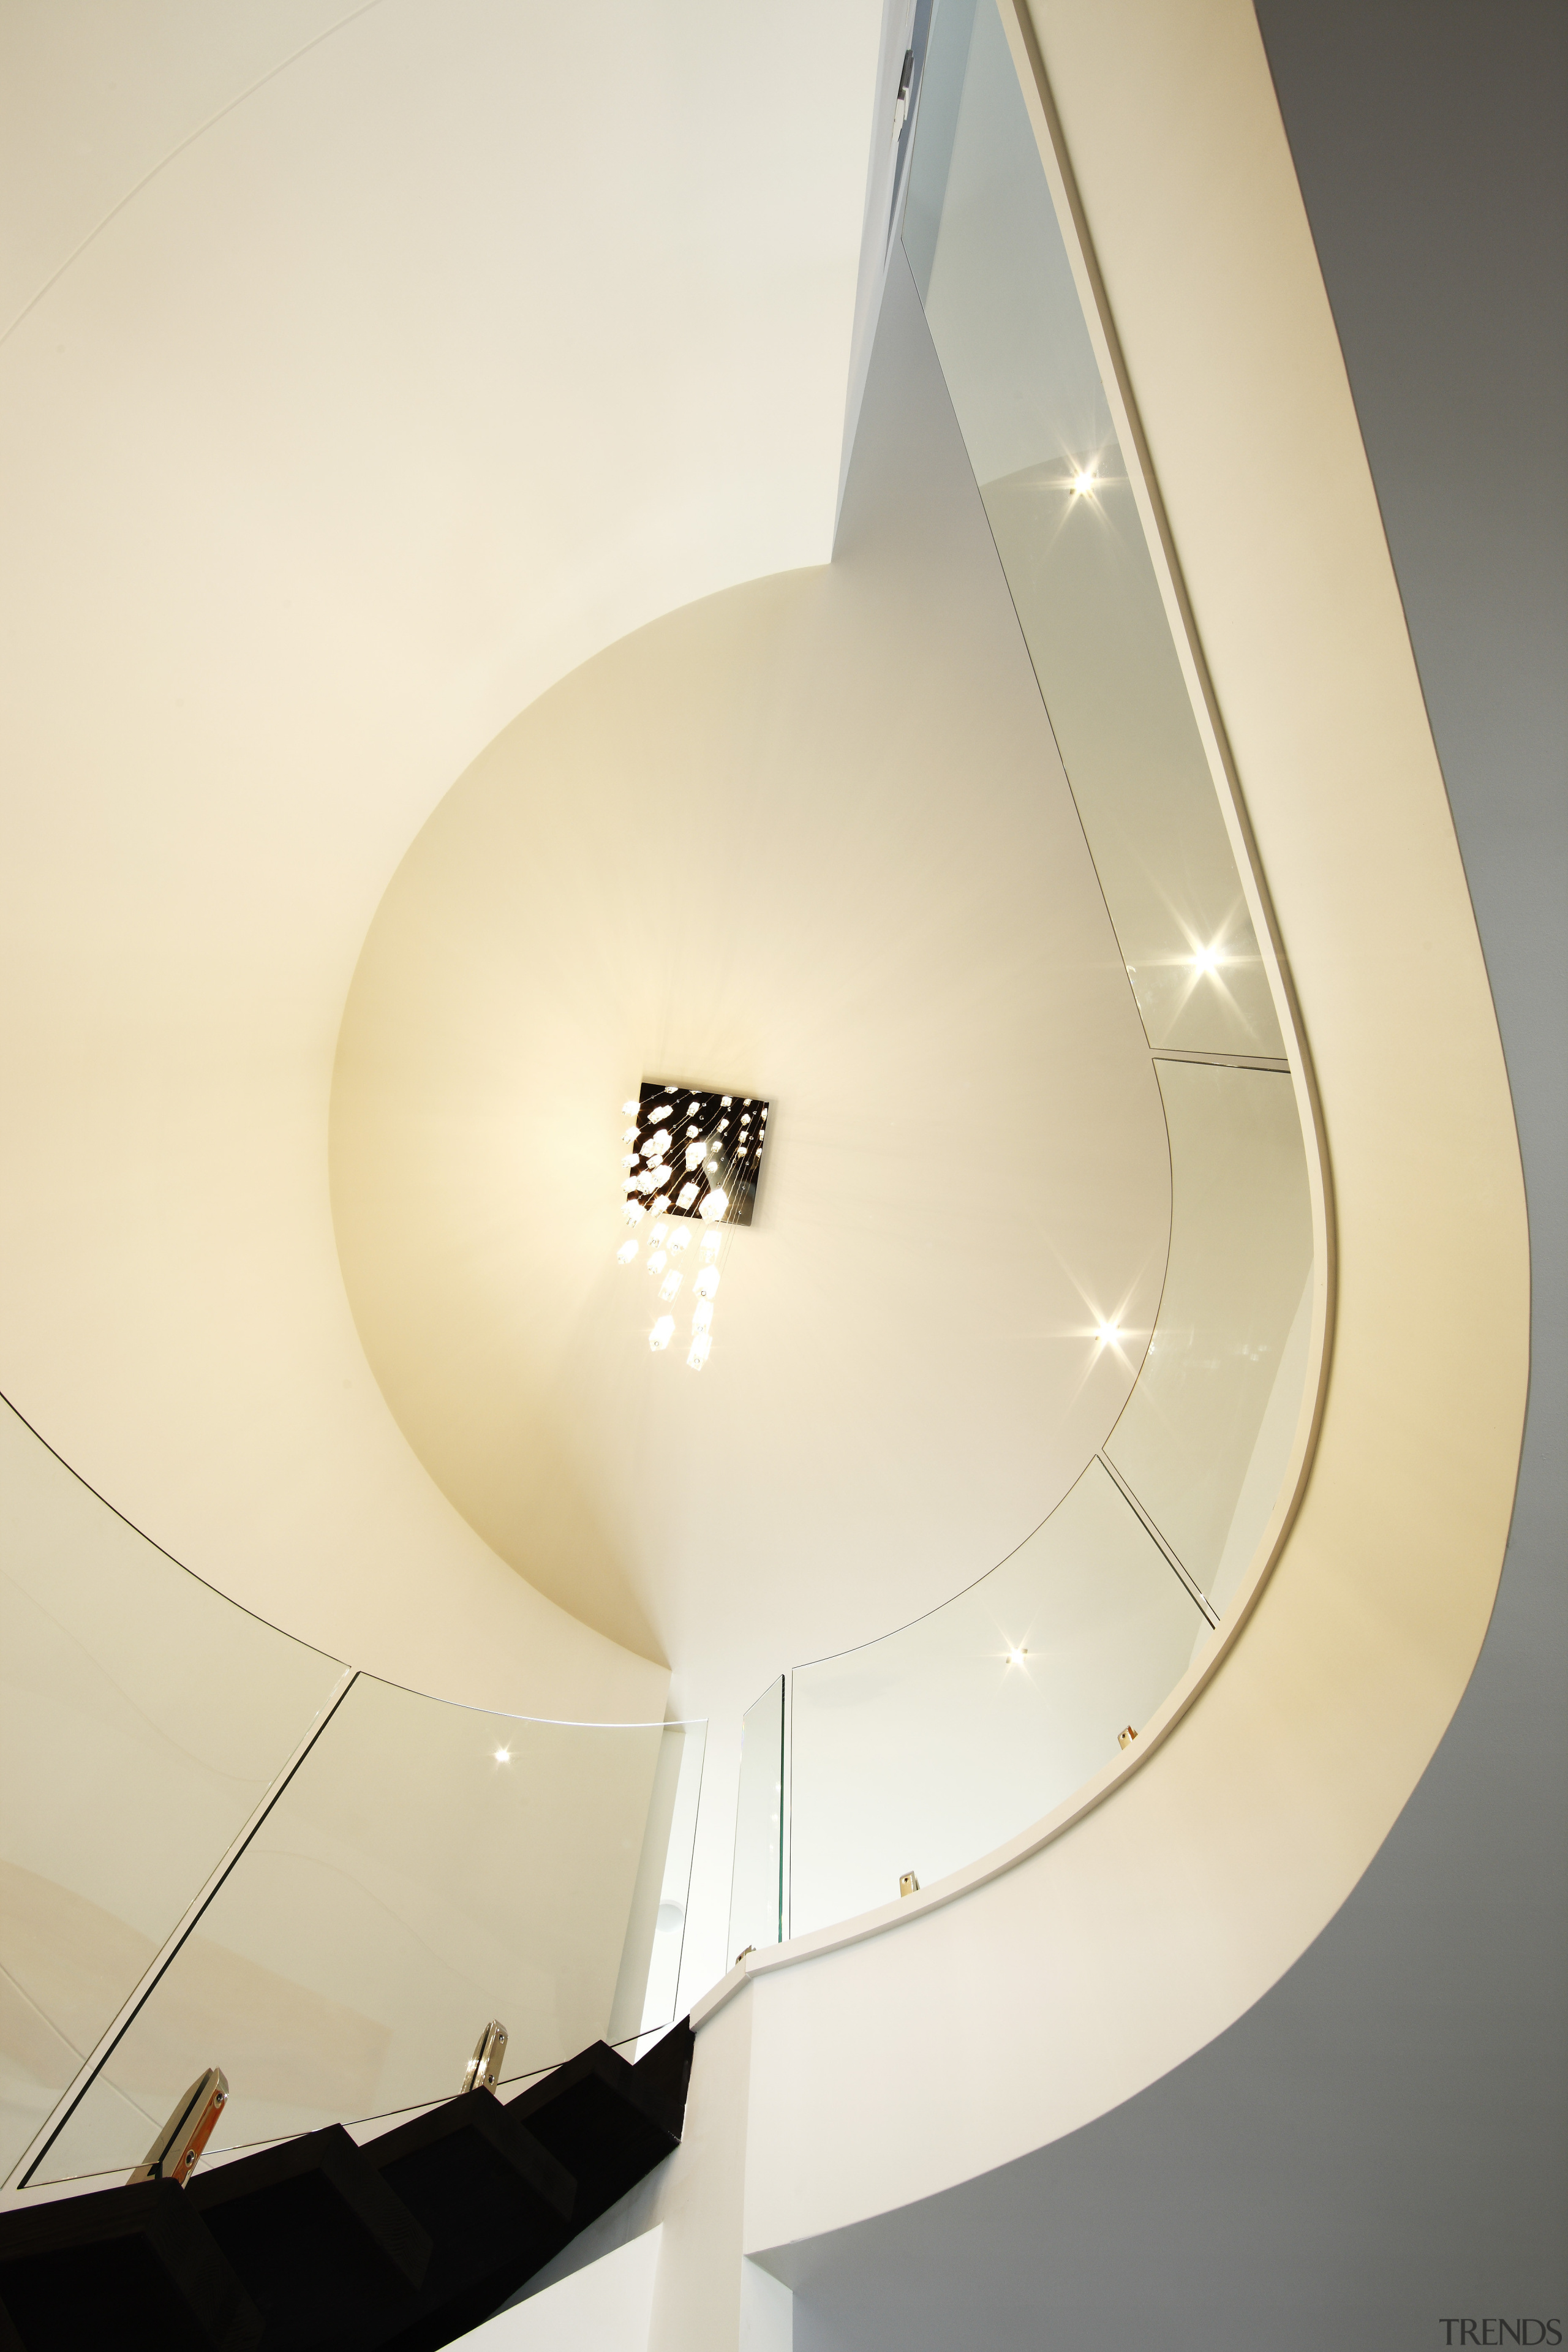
<box><xmin>1178</xmin><ymin>938</ymin><xmax>1237</xmax><ymax>1024</ymax></box>
<box><xmin>1128</xmin><ymin>941</ymin><xmax>1231</xmax><ymax>984</ymax></box>
<box><xmin>614</xmin><ymin>1083</ymin><xmax>770</xmax><ymax>1370</ymax></box>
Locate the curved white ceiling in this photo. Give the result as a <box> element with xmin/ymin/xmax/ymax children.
<box><xmin>0</xmin><ymin>0</ymin><xmax>883</xmax><ymax>1716</ymax></box>
<box><xmin>329</xmin><ymin>260</ymin><xmax>1174</xmax><ymax>1714</ymax></box>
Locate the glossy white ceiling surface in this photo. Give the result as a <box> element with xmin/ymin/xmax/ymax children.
<box><xmin>0</xmin><ymin>0</ymin><xmax>883</xmax><ymax>1715</ymax></box>
<box><xmin>329</xmin><ymin>252</ymin><xmax>1174</xmax><ymax>1713</ymax></box>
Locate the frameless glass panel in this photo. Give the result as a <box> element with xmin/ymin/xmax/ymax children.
<box><xmin>38</xmin><ymin>1685</ymin><xmax>704</xmax><ymax>2182</ymax></box>
<box><xmin>726</xmin><ymin>1678</ymin><xmax>785</xmax><ymax>1966</ymax></box>
<box><xmin>790</xmin><ymin>1463</ymin><xmax>1204</xmax><ymax>1937</ymax></box>
<box><xmin>1106</xmin><ymin>1061</ymin><xmax>1314</xmax><ymax>1609</ymax></box>
<box><xmin>0</xmin><ymin>1398</ymin><xmax>343</xmax><ymax>2181</ymax></box>
<box><xmin>905</xmin><ymin>0</ymin><xmax>1283</xmax><ymax>1057</ymax></box>
<box><xmin>609</xmin><ymin>1712</ymin><xmax>706</xmax><ymax>2045</ymax></box>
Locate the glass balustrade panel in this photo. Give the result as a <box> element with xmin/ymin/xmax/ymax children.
<box><xmin>1106</xmin><ymin>1061</ymin><xmax>1314</xmax><ymax>1611</ymax></box>
<box><xmin>36</xmin><ymin>1683</ymin><xmax>704</xmax><ymax>2184</ymax></box>
<box><xmin>0</xmin><ymin>1398</ymin><xmax>343</xmax><ymax>2182</ymax></box>
<box><xmin>790</xmin><ymin>1461</ymin><xmax>1205</xmax><ymax>1937</ymax></box>
<box><xmin>612</xmin><ymin>1711</ymin><xmax>706</xmax><ymax>2047</ymax></box>
<box><xmin>905</xmin><ymin>0</ymin><xmax>1284</xmax><ymax>1058</ymax></box>
<box><xmin>726</xmin><ymin>1678</ymin><xmax>785</xmax><ymax>1965</ymax></box>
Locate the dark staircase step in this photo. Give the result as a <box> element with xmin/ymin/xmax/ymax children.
<box><xmin>0</xmin><ymin>2020</ymin><xmax>693</xmax><ymax>2352</ymax></box>
<box><xmin>627</xmin><ymin>2018</ymin><xmax>696</xmax><ymax>2119</ymax></box>
<box><xmin>0</xmin><ymin>2175</ymin><xmax>263</xmax><ymax>2352</ymax></box>
<box><xmin>506</xmin><ymin>2022</ymin><xmax>692</xmax><ymax>2235</ymax></box>
<box><xmin>360</xmin><ymin>2082</ymin><xmax>577</xmax><ymax>2352</ymax></box>
<box><xmin>187</xmin><ymin>2124</ymin><xmax>432</xmax><ymax>2350</ymax></box>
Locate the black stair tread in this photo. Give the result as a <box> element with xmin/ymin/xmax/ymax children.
<box><xmin>504</xmin><ymin>2035</ymin><xmax>684</xmax><ymax>2233</ymax></box>
<box><xmin>0</xmin><ymin>2024</ymin><xmax>696</xmax><ymax>2352</ymax></box>
<box><xmin>0</xmin><ymin>2176</ymin><xmax>263</xmax><ymax>2352</ymax></box>
<box><xmin>630</xmin><ymin>2019</ymin><xmax>695</xmax><ymax>2120</ymax></box>
<box><xmin>187</xmin><ymin>2125</ymin><xmax>431</xmax><ymax>2351</ymax></box>
<box><xmin>366</xmin><ymin>2087</ymin><xmax>575</xmax><ymax>2227</ymax></box>
<box><xmin>358</xmin><ymin>2091</ymin><xmax>576</xmax><ymax>2352</ymax></box>
<box><xmin>366</xmin><ymin>2030</ymin><xmax>695</xmax><ymax>2351</ymax></box>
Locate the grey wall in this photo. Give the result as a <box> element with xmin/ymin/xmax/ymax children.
<box><xmin>785</xmin><ymin>4</ymin><xmax>1567</xmax><ymax>2343</ymax></box>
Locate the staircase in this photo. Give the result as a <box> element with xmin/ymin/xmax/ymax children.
<box><xmin>0</xmin><ymin>2023</ymin><xmax>692</xmax><ymax>2351</ymax></box>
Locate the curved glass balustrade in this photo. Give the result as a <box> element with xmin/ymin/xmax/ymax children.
<box><xmin>0</xmin><ymin>1398</ymin><xmax>342</xmax><ymax>2183</ymax></box>
<box><xmin>1105</xmin><ymin>1062</ymin><xmax>1314</xmax><ymax>1618</ymax></box>
<box><xmin>0</xmin><ymin>1398</ymin><xmax>703</xmax><ymax>2189</ymax></box>
<box><xmin>792</xmin><ymin>1461</ymin><xmax>1204</xmax><ymax>1936</ymax></box>
<box><xmin>908</xmin><ymin>0</ymin><xmax>1284</xmax><ymax>1059</ymax></box>
<box><xmin>771</xmin><ymin>0</ymin><xmax>1324</xmax><ymax>1937</ymax></box>
<box><xmin>790</xmin><ymin>1058</ymin><xmax>1314</xmax><ymax>1932</ymax></box>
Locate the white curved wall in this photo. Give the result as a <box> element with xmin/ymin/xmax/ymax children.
<box><xmin>707</xmin><ymin>0</ymin><xmax>1527</xmax><ymax>2252</ymax></box>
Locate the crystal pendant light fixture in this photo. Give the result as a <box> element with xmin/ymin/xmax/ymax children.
<box><xmin>614</xmin><ymin>1081</ymin><xmax>769</xmax><ymax>1371</ymax></box>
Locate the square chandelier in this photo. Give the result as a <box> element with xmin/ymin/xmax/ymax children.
<box><xmin>615</xmin><ymin>1081</ymin><xmax>770</xmax><ymax>1370</ymax></box>
<box><xmin>622</xmin><ymin>1082</ymin><xmax>769</xmax><ymax>1226</ymax></box>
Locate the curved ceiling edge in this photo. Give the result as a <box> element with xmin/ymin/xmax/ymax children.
<box><xmin>0</xmin><ymin>1</ymin><xmax>386</xmax><ymax>349</ymax></box>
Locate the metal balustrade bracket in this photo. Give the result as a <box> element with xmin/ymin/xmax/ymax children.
<box><xmin>459</xmin><ymin>2021</ymin><xmax>509</xmax><ymax>2097</ymax></box>
<box><xmin>126</xmin><ymin>2067</ymin><xmax>228</xmax><ymax>2187</ymax></box>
